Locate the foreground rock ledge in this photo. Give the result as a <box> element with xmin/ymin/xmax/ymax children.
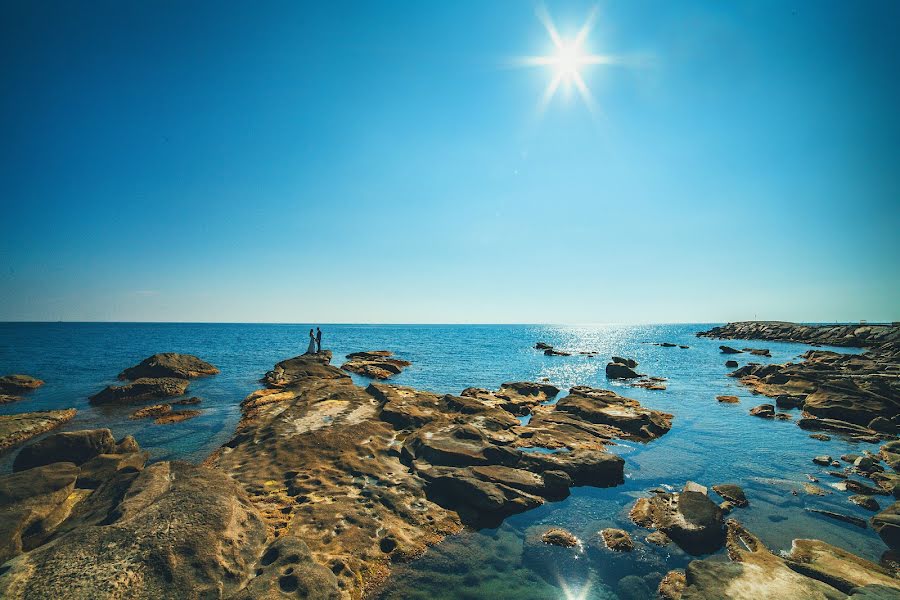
<box><xmin>0</xmin><ymin>409</ymin><xmax>77</xmax><ymax>453</ymax></box>
<box><xmin>206</xmin><ymin>352</ymin><xmax>672</xmax><ymax>598</ymax></box>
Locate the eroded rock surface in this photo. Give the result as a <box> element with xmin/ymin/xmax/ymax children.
<box><xmin>0</xmin><ymin>409</ymin><xmax>77</xmax><ymax>453</ymax></box>
<box><xmin>12</xmin><ymin>428</ymin><xmax>118</xmax><ymax>472</ymax></box>
<box><xmin>89</xmin><ymin>377</ymin><xmax>190</xmax><ymax>405</ymax></box>
<box><xmin>341</xmin><ymin>351</ymin><xmax>411</xmax><ymax>380</ymax></box>
<box><xmin>119</xmin><ymin>353</ymin><xmax>219</xmax><ymax>380</ymax></box>
<box><xmin>207</xmin><ymin>352</ymin><xmax>670</xmax><ymax>598</ymax></box>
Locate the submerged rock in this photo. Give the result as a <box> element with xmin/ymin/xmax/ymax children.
<box><xmin>541</xmin><ymin>527</ymin><xmax>579</xmax><ymax>547</ymax></box>
<box><xmin>806</xmin><ymin>508</ymin><xmax>867</xmax><ymax>528</ymax></box>
<box><xmin>629</xmin><ymin>485</ymin><xmax>725</xmax><ymax>555</ymax></box>
<box><xmin>0</xmin><ymin>410</ymin><xmax>77</xmax><ymax>453</ymax></box>
<box><xmin>118</xmin><ymin>353</ymin><xmax>219</xmax><ymax>380</ymax></box>
<box><xmin>154</xmin><ymin>409</ymin><xmax>201</xmax><ymax>424</ymax></box>
<box><xmin>130</xmin><ymin>403</ymin><xmax>172</xmax><ymax>419</ymax></box>
<box><xmin>89</xmin><ymin>377</ymin><xmax>189</xmax><ymax>405</ymax></box>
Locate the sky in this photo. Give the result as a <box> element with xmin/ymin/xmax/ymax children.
<box><xmin>1</xmin><ymin>0</ymin><xmax>898</xmax><ymax>324</ymax></box>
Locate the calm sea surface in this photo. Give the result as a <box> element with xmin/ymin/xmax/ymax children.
<box><xmin>0</xmin><ymin>323</ymin><xmax>881</xmax><ymax>599</ymax></box>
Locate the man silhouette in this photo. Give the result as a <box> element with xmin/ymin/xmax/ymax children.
<box><xmin>316</xmin><ymin>327</ymin><xmax>322</xmax><ymax>353</ymax></box>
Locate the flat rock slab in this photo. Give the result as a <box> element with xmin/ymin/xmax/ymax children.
<box><xmin>0</xmin><ymin>375</ymin><xmax>44</xmax><ymax>394</ymax></box>
<box><xmin>89</xmin><ymin>377</ymin><xmax>189</xmax><ymax>405</ymax></box>
<box><xmin>0</xmin><ymin>410</ymin><xmax>77</xmax><ymax>453</ymax></box>
<box><xmin>340</xmin><ymin>350</ymin><xmax>411</xmax><ymax>379</ymax></box>
<box><xmin>119</xmin><ymin>353</ymin><xmax>219</xmax><ymax>380</ymax></box>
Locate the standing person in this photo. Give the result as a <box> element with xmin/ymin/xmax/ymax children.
<box><xmin>305</xmin><ymin>328</ymin><xmax>316</xmax><ymax>355</ymax></box>
<box><xmin>316</xmin><ymin>327</ymin><xmax>322</xmax><ymax>353</ymax></box>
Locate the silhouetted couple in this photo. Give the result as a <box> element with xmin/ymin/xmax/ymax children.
<box><xmin>306</xmin><ymin>327</ymin><xmax>322</xmax><ymax>354</ymax></box>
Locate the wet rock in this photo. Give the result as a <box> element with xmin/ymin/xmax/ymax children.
<box><xmin>119</xmin><ymin>353</ymin><xmax>218</xmax><ymax>380</ymax></box>
<box><xmin>659</xmin><ymin>342</ymin><xmax>677</xmax><ymax>348</ymax></box>
<box><xmin>717</xmin><ymin>395</ymin><xmax>740</xmax><ymax>404</ymax></box>
<box><xmin>606</xmin><ymin>361</ymin><xmax>641</xmax><ymax>379</ymax></box>
<box><xmin>130</xmin><ymin>403</ymin><xmax>171</xmax><ymax>419</ymax></box>
<box><xmin>799</xmin><ymin>418</ymin><xmax>881</xmax><ymax>437</ymax></box>
<box><xmin>846</xmin><ymin>479</ymin><xmax>889</xmax><ymax>496</ymax></box>
<box><xmin>600</xmin><ymin>528</ymin><xmax>634</xmax><ymax>551</ymax></box>
<box><xmin>712</xmin><ymin>484</ymin><xmax>748</xmax><ymax>507</ymax></box>
<box><xmin>0</xmin><ymin>375</ymin><xmax>44</xmax><ymax>395</ymax></box>
<box><xmin>787</xmin><ymin>538</ymin><xmax>900</xmax><ymax>594</ymax></box>
<box><xmin>720</xmin><ymin>346</ymin><xmax>742</xmax><ymax>354</ymax></box>
<box><xmin>555</xmin><ymin>386</ymin><xmax>672</xmax><ymax>440</ymax></box>
<box><xmin>869</xmin><ymin>417</ymin><xmax>897</xmax><ymax>434</ymax></box>
<box><xmin>803</xmin><ymin>483</ymin><xmax>828</xmax><ymax>496</ymax></box>
<box><xmin>810</xmin><ymin>433</ymin><xmax>831</xmax><ymax>441</ymax></box>
<box><xmin>0</xmin><ymin>461</ymin><xmax>268</xmax><ymax>599</ymax></box>
<box><xmin>541</xmin><ymin>527</ymin><xmax>579</xmax><ymax>547</ymax></box>
<box><xmin>813</xmin><ymin>455</ymin><xmax>833</xmax><ymax>466</ymax></box>
<box><xmin>617</xmin><ymin>575</ymin><xmax>652</xmax><ymax>600</ymax></box>
<box><xmin>0</xmin><ymin>409</ymin><xmax>77</xmax><ymax>453</ymax></box>
<box><xmin>850</xmin><ymin>495</ymin><xmax>881</xmax><ymax>512</ymax></box>
<box><xmin>611</xmin><ymin>356</ymin><xmax>638</xmax><ymax>368</ymax></box>
<box><xmin>89</xmin><ymin>377</ymin><xmax>189</xmax><ymax>405</ymax></box>
<box><xmin>749</xmin><ymin>404</ymin><xmax>775</xmax><ymax>418</ymax></box>
<box><xmin>744</xmin><ymin>348</ymin><xmax>771</xmax><ymax>357</ymax></box>
<box><xmin>153</xmin><ymin>409</ymin><xmax>201</xmax><ymax>424</ymax></box>
<box><xmin>776</xmin><ymin>394</ymin><xmax>805</xmax><ymax>409</ymax></box>
<box><xmin>658</xmin><ymin>570</ymin><xmax>686</xmax><ymax>599</ymax></box>
<box><xmin>174</xmin><ymin>396</ymin><xmax>201</xmax><ymax>405</ymax></box>
<box><xmin>341</xmin><ymin>350</ymin><xmax>411</xmax><ymax>379</ymax></box>
<box><xmin>0</xmin><ymin>462</ymin><xmax>80</xmax><ymax>564</ymax></box>
<box><xmin>629</xmin><ymin>487</ymin><xmax>725</xmax><ymax>555</ymax></box>
<box><xmin>544</xmin><ymin>348</ymin><xmax>571</xmax><ymax>356</ymax></box>
<box><xmin>13</xmin><ymin>429</ymin><xmax>117</xmax><ymax>472</ymax></box>
<box><xmin>534</xmin><ymin>342</ymin><xmax>552</xmax><ymax>350</ymax></box>
<box><xmin>806</xmin><ymin>508</ymin><xmax>867</xmax><ymax>528</ymax></box>
<box><xmin>646</xmin><ymin>531</ymin><xmax>671</xmax><ymax>546</ymax></box>
<box><xmin>725</xmin><ymin>360</ymin><xmax>739</xmax><ymax>368</ymax></box>
<box><xmin>872</xmin><ymin>501</ymin><xmax>900</xmax><ymax>549</ymax></box>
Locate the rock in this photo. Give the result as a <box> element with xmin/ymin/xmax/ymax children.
<box><xmin>850</xmin><ymin>495</ymin><xmax>881</xmax><ymax>511</ymax></box>
<box><xmin>698</xmin><ymin>321</ymin><xmax>899</xmax><ymax>348</ymax></box>
<box><xmin>606</xmin><ymin>361</ymin><xmax>641</xmax><ymax>379</ymax></box>
<box><xmin>341</xmin><ymin>350</ymin><xmax>411</xmax><ymax>379</ymax></box>
<box><xmin>744</xmin><ymin>348</ymin><xmax>771</xmax><ymax>357</ymax></box>
<box><xmin>629</xmin><ymin>489</ymin><xmax>725</xmax><ymax>555</ymax></box>
<box><xmin>872</xmin><ymin>501</ymin><xmax>900</xmax><ymax>549</ymax></box>
<box><xmin>647</xmin><ymin>531</ymin><xmax>671</xmax><ymax>546</ymax></box>
<box><xmin>799</xmin><ymin>418</ymin><xmax>881</xmax><ymax>437</ymax></box>
<box><xmin>658</xmin><ymin>570</ymin><xmax>686</xmax><ymax>599</ymax></box>
<box><xmin>659</xmin><ymin>342</ymin><xmax>677</xmax><ymax>347</ymax></box>
<box><xmin>0</xmin><ymin>462</ymin><xmax>80</xmax><ymax>564</ymax></box>
<box><xmin>611</xmin><ymin>356</ymin><xmax>638</xmax><ymax>368</ymax></box>
<box><xmin>869</xmin><ymin>417</ymin><xmax>897</xmax><ymax>434</ymax></box>
<box><xmin>262</xmin><ymin>352</ymin><xmax>347</xmax><ymax>386</ymax></box>
<box><xmin>541</xmin><ymin>527</ymin><xmax>579</xmax><ymax>547</ymax></box>
<box><xmin>813</xmin><ymin>455</ymin><xmax>833</xmax><ymax>466</ymax></box>
<box><xmin>725</xmin><ymin>360</ymin><xmax>739</xmax><ymax>368</ymax></box>
<box><xmin>720</xmin><ymin>346</ymin><xmax>743</xmax><ymax>354</ymax></box>
<box><xmin>534</xmin><ymin>342</ymin><xmax>552</xmax><ymax>350</ymax></box>
<box><xmin>846</xmin><ymin>479</ymin><xmax>889</xmax><ymax>496</ymax></box>
<box><xmin>116</xmin><ymin>435</ymin><xmax>140</xmax><ymax>453</ymax></box>
<box><xmin>717</xmin><ymin>395</ymin><xmax>740</xmax><ymax>403</ymax></box>
<box><xmin>809</xmin><ymin>433</ymin><xmax>831</xmax><ymax>441</ymax></box>
<box><xmin>544</xmin><ymin>348</ymin><xmax>571</xmax><ymax>356</ymax></box>
<box><xmin>228</xmin><ymin>536</ymin><xmax>340</xmax><ymax>600</ymax></box>
<box><xmin>806</xmin><ymin>508</ymin><xmax>868</xmax><ymax>528</ymax></box>
<box><xmin>749</xmin><ymin>404</ymin><xmax>775</xmax><ymax>418</ymax></box>
<box><xmin>803</xmin><ymin>483</ymin><xmax>828</xmax><ymax>496</ymax></box>
<box><xmin>154</xmin><ymin>410</ymin><xmax>201</xmax><ymax>424</ymax></box>
<box><xmin>119</xmin><ymin>353</ymin><xmax>219</xmax><ymax>380</ymax></box>
<box><xmin>680</xmin><ymin>345</ymin><xmax>690</xmax><ymax>349</ymax></box>
<box><xmin>13</xmin><ymin>429</ymin><xmax>117</xmax><ymax>472</ymax></box>
<box><xmin>712</xmin><ymin>484</ymin><xmax>748</xmax><ymax>507</ymax></box>
<box><xmin>76</xmin><ymin>452</ymin><xmax>148</xmax><ymax>488</ymax></box>
<box><xmin>0</xmin><ymin>409</ymin><xmax>77</xmax><ymax>453</ymax></box>
<box><xmin>776</xmin><ymin>394</ymin><xmax>805</xmax><ymax>409</ymax></box>
<box><xmin>600</xmin><ymin>528</ymin><xmax>633</xmax><ymax>551</ymax></box>
<box><xmin>555</xmin><ymin>386</ymin><xmax>672</xmax><ymax>440</ymax></box>
<box><xmin>0</xmin><ymin>461</ymin><xmax>268</xmax><ymax>599</ymax></box>
<box><xmin>0</xmin><ymin>375</ymin><xmax>44</xmax><ymax>394</ymax></box>
<box><xmin>89</xmin><ymin>377</ymin><xmax>189</xmax><ymax>405</ymax></box>
<box><xmin>617</xmin><ymin>575</ymin><xmax>652</xmax><ymax>600</ymax></box>
<box><xmin>130</xmin><ymin>403</ymin><xmax>171</xmax><ymax>419</ymax></box>
<box><xmin>787</xmin><ymin>538</ymin><xmax>900</xmax><ymax>594</ymax></box>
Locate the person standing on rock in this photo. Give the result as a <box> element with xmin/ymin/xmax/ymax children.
<box><xmin>305</xmin><ymin>329</ymin><xmax>316</xmax><ymax>355</ymax></box>
<box><xmin>316</xmin><ymin>327</ymin><xmax>322</xmax><ymax>353</ymax></box>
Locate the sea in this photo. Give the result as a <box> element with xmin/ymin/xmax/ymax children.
<box><xmin>0</xmin><ymin>322</ymin><xmax>884</xmax><ymax>599</ymax></box>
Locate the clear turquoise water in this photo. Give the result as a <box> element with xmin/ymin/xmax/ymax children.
<box><xmin>0</xmin><ymin>323</ymin><xmax>884</xmax><ymax>598</ymax></box>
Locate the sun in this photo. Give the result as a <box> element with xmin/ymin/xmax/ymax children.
<box><xmin>517</xmin><ymin>4</ymin><xmax>616</xmax><ymax>114</ymax></box>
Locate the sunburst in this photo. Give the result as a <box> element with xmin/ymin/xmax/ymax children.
<box><xmin>518</xmin><ymin>4</ymin><xmax>616</xmax><ymax>114</ymax></box>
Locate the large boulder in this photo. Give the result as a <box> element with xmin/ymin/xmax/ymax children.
<box><xmin>13</xmin><ymin>429</ymin><xmax>117</xmax><ymax>472</ymax></box>
<box><xmin>0</xmin><ymin>462</ymin><xmax>80</xmax><ymax>564</ymax></box>
<box><xmin>119</xmin><ymin>353</ymin><xmax>219</xmax><ymax>380</ymax></box>
<box><xmin>0</xmin><ymin>461</ymin><xmax>268</xmax><ymax>599</ymax></box>
<box><xmin>630</xmin><ymin>488</ymin><xmax>725</xmax><ymax>555</ymax></box>
<box><xmin>0</xmin><ymin>374</ymin><xmax>44</xmax><ymax>394</ymax></box>
<box><xmin>871</xmin><ymin>501</ymin><xmax>900</xmax><ymax>549</ymax></box>
<box><xmin>89</xmin><ymin>377</ymin><xmax>189</xmax><ymax>405</ymax></box>
<box><xmin>606</xmin><ymin>362</ymin><xmax>641</xmax><ymax>379</ymax></box>
<box><xmin>0</xmin><ymin>409</ymin><xmax>77</xmax><ymax>453</ymax></box>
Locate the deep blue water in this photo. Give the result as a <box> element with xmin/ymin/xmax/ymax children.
<box><xmin>0</xmin><ymin>322</ymin><xmax>884</xmax><ymax>599</ymax></box>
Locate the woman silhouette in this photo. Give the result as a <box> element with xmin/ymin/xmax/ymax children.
<box><xmin>305</xmin><ymin>328</ymin><xmax>317</xmax><ymax>354</ymax></box>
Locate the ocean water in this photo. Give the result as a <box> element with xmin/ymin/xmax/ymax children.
<box><xmin>0</xmin><ymin>322</ymin><xmax>884</xmax><ymax>598</ymax></box>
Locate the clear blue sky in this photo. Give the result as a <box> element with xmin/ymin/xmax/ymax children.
<box><xmin>1</xmin><ymin>1</ymin><xmax>898</xmax><ymax>323</ymax></box>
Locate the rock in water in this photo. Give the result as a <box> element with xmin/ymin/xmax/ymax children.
<box><xmin>0</xmin><ymin>462</ymin><xmax>80</xmax><ymax>564</ymax></box>
<box><xmin>88</xmin><ymin>377</ymin><xmax>189</xmax><ymax>405</ymax></box>
<box><xmin>629</xmin><ymin>486</ymin><xmax>725</xmax><ymax>555</ymax></box>
<box><xmin>13</xmin><ymin>429</ymin><xmax>117</xmax><ymax>472</ymax></box>
<box><xmin>118</xmin><ymin>353</ymin><xmax>219</xmax><ymax>380</ymax></box>
<box><xmin>0</xmin><ymin>375</ymin><xmax>44</xmax><ymax>394</ymax></box>
<box><xmin>600</xmin><ymin>528</ymin><xmax>634</xmax><ymax>551</ymax></box>
<box><xmin>153</xmin><ymin>409</ymin><xmax>201</xmax><ymax>424</ymax></box>
<box><xmin>0</xmin><ymin>410</ymin><xmax>77</xmax><ymax>453</ymax></box>
<box><xmin>130</xmin><ymin>404</ymin><xmax>172</xmax><ymax>419</ymax></box>
<box><xmin>872</xmin><ymin>501</ymin><xmax>900</xmax><ymax>549</ymax></box>
<box><xmin>606</xmin><ymin>361</ymin><xmax>641</xmax><ymax>379</ymax></box>
<box><xmin>717</xmin><ymin>395</ymin><xmax>740</xmax><ymax>404</ymax></box>
<box><xmin>725</xmin><ymin>359</ymin><xmax>739</xmax><ymax>367</ymax></box>
<box><xmin>611</xmin><ymin>356</ymin><xmax>638</xmax><ymax>368</ymax></box>
<box><xmin>0</xmin><ymin>461</ymin><xmax>271</xmax><ymax>599</ymax></box>
<box><xmin>712</xmin><ymin>484</ymin><xmax>748</xmax><ymax>507</ymax></box>
<box><xmin>541</xmin><ymin>527</ymin><xmax>579</xmax><ymax>547</ymax></box>
<box><xmin>749</xmin><ymin>404</ymin><xmax>775</xmax><ymax>418</ymax></box>
<box><xmin>720</xmin><ymin>346</ymin><xmax>742</xmax><ymax>354</ymax></box>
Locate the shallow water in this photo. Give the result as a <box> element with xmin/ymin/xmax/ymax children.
<box><xmin>0</xmin><ymin>322</ymin><xmax>884</xmax><ymax>598</ymax></box>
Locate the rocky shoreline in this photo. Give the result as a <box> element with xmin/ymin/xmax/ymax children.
<box><xmin>1</xmin><ymin>328</ymin><xmax>899</xmax><ymax>599</ymax></box>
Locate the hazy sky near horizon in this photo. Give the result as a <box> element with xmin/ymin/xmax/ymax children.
<box><xmin>1</xmin><ymin>1</ymin><xmax>898</xmax><ymax>324</ymax></box>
